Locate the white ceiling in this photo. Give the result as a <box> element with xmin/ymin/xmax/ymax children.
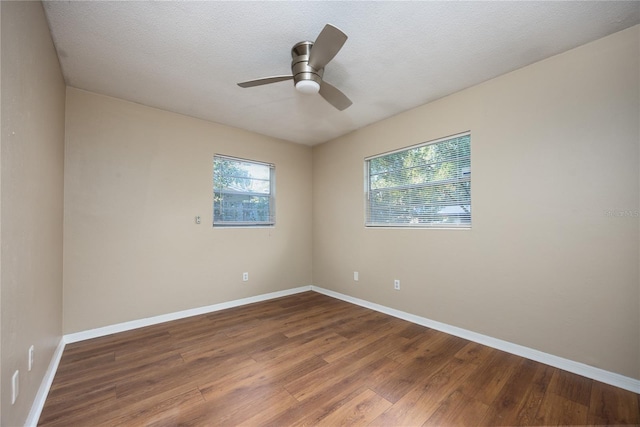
<box><xmin>43</xmin><ymin>1</ymin><xmax>639</xmax><ymax>146</ymax></box>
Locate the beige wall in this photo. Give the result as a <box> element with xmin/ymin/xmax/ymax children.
<box><xmin>1</xmin><ymin>2</ymin><xmax>66</xmax><ymax>425</ymax></box>
<box><xmin>63</xmin><ymin>88</ymin><xmax>313</xmax><ymax>333</ymax></box>
<box><xmin>313</xmin><ymin>26</ymin><xmax>640</xmax><ymax>380</ymax></box>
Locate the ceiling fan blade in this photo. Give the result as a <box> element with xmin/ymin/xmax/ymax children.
<box><xmin>237</xmin><ymin>75</ymin><xmax>293</xmax><ymax>88</ymax></box>
<box><xmin>308</xmin><ymin>24</ymin><xmax>347</xmax><ymax>70</ymax></box>
<box><xmin>319</xmin><ymin>81</ymin><xmax>352</xmax><ymax>111</ymax></box>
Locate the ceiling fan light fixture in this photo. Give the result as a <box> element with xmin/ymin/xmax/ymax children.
<box><xmin>237</xmin><ymin>24</ymin><xmax>351</xmax><ymax>110</ymax></box>
<box><xmin>295</xmin><ymin>80</ymin><xmax>320</xmax><ymax>94</ymax></box>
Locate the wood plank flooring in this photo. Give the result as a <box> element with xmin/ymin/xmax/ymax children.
<box><xmin>39</xmin><ymin>292</ymin><xmax>639</xmax><ymax>426</ymax></box>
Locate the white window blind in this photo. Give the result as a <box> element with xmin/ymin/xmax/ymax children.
<box><xmin>366</xmin><ymin>132</ymin><xmax>471</xmax><ymax>228</ymax></box>
<box><xmin>213</xmin><ymin>155</ymin><xmax>275</xmax><ymax>227</ymax></box>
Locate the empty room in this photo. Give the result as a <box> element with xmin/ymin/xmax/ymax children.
<box><xmin>2</xmin><ymin>1</ymin><xmax>639</xmax><ymax>426</ymax></box>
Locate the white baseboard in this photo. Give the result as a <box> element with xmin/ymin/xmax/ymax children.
<box><xmin>29</xmin><ymin>283</ymin><xmax>638</xmax><ymax>427</ymax></box>
<box><xmin>25</xmin><ymin>337</ymin><xmax>66</xmax><ymax>427</ymax></box>
<box><xmin>64</xmin><ymin>286</ymin><xmax>312</xmax><ymax>344</ymax></box>
<box><xmin>311</xmin><ymin>286</ymin><xmax>640</xmax><ymax>394</ymax></box>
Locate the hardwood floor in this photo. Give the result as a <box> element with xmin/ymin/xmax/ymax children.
<box><xmin>39</xmin><ymin>292</ymin><xmax>639</xmax><ymax>426</ymax></box>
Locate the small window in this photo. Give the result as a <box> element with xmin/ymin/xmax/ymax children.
<box><xmin>365</xmin><ymin>132</ymin><xmax>471</xmax><ymax>228</ymax></box>
<box><xmin>213</xmin><ymin>155</ymin><xmax>275</xmax><ymax>227</ymax></box>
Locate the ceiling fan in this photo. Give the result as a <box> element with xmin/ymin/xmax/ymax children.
<box><xmin>237</xmin><ymin>24</ymin><xmax>352</xmax><ymax>111</ymax></box>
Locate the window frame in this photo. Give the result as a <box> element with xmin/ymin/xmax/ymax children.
<box><xmin>364</xmin><ymin>132</ymin><xmax>471</xmax><ymax>229</ymax></box>
<box><xmin>213</xmin><ymin>154</ymin><xmax>276</xmax><ymax>228</ymax></box>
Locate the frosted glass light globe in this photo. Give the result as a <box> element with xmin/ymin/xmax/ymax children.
<box><xmin>295</xmin><ymin>80</ymin><xmax>320</xmax><ymax>94</ymax></box>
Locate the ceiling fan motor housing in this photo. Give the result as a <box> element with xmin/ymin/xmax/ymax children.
<box><xmin>291</xmin><ymin>41</ymin><xmax>323</xmax><ymax>86</ymax></box>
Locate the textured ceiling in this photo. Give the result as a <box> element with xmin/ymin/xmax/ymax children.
<box><xmin>43</xmin><ymin>1</ymin><xmax>639</xmax><ymax>146</ymax></box>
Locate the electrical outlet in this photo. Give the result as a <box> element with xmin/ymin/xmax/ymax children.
<box><xmin>394</xmin><ymin>279</ymin><xmax>400</xmax><ymax>290</ymax></box>
<box><xmin>242</xmin><ymin>272</ymin><xmax>249</xmax><ymax>282</ymax></box>
<box><xmin>28</xmin><ymin>345</ymin><xmax>34</xmax><ymax>371</ymax></box>
<box><xmin>11</xmin><ymin>370</ymin><xmax>19</xmax><ymax>404</ymax></box>
<box><xmin>195</xmin><ymin>216</ymin><xmax>201</xmax><ymax>224</ymax></box>
<box><xmin>354</xmin><ymin>271</ymin><xmax>359</xmax><ymax>281</ymax></box>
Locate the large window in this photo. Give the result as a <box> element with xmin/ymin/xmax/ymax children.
<box><xmin>213</xmin><ymin>155</ymin><xmax>275</xmax><ymax>227</ymax></box>
<box><xmin>365</xmin><ymin>132</ymin><xmax>471</xmax><ymax>228</ymax></box>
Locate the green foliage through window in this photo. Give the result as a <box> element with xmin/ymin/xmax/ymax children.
<box><xmin>366</xmin><ymin>133</ymin><xmax>471</xmax><ymax>227</ymax></box>
<box><xmin>213</xmin><ymin>155</ymin><xmax>275</xmax><ymax>226</ymax></box>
